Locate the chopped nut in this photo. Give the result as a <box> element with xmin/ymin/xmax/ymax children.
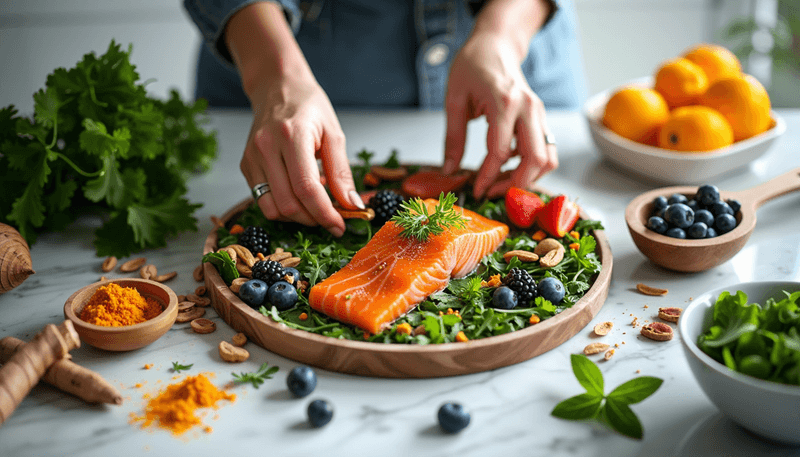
<box><xmin>120</xmin><ymin>257</ymin><xmax>147</xmax><ymax>272</ymax></box>
<box><xmin>219</xmin><ymin>341</ymin><xmax>249</xmax><ymax>363</ymax></box>
<box><xmin>280</xmin><ymin>257</ymin><xmax>301</xmax><ymax>268</ymax></box>
<box><xmin>99</xmin><ymin>276</ymin><xmax>108</xmax><ymax>282</ymax></box>
<box><xmin>593</xmin><ymin>321</ymin><xmax>613</xmax><ymax>336</ymax></box>
<box><xmin>583</xmin><ymin>342</ymin><xmax>610</xmax><ymax>355</ymax></box>
<box><xmin>229</xmin><ymin>277</ymin><xmax>248</xmax><ymax>294</ymax></box>
<box><xmin>540</xmin><ymin>248</ymin><xmax>564</xmax><ymax>268</ymax></box>
<box><xmin>154</xmin><ymin>271</ymin><xmax>177</xmax><ymax>282</ymax></box>
<box><xmin>658</xmin><ymin>307</ymin><xmax>682</xmax><ymax>323</ymax></box>
<box><xmin>178</xmin><ymin>301</ymin><xmax>196</xmax><ymax>311</ymax></box>
<box><xmin>636</xmin><ymin>283</ymin><xmax>668</xmax><ymax>296</ymax></box>
<box><xmin>139</xmin><ymin>264</ymin><xmax>157</xmax><ymax>280</ymax></box>
<box><xmin>190</xmin><ymin>318</ymin><xmax>216</xmax><ymax>334</ymax></box>
<box><xmin>534</xmin><ymin>238</ymin><xmax>563</xmax><ymax>256</ymax></box>
<box><xmin>604</xmin><ymin>349</ymin><xmax>615</xmax><ymax>361</ymax></box>
<box><xmin>503</xmin><ymin>250</ymin><xmax>539</xmax><ymax>263</ymax></box>
<box><xmin>296</xmin><ymin>280</ymin><xmax>309</xmax><ymax>294</ymax></box>
<box><xmin>101</xmin><ymin>256</ymin><xmax>117</xmax><ymax>272</ymax></box>
<box><xmin>176</xmin><ymin>307</ymin><xmax>205</xmax><ymax>323</ymax></box>
<box><xmin>231</xmin><ymin>333</ymin><xmax>247</xmax><ymax>347</ymax></box>
<box><xmin>195</xmin><ymin>286</ymin><xmax>207</xmax><ymax>296</ymax></box>
<box><xmin>413</xmin><ymin>325</ymin><xmax>426</xmax><ymax>336</ymax></box>
<box><xmin>641</xmin><ymin>322</ymin><xmax>674</xmax><ymax>341</ymax></box>
<box><xmin>193</xmin><ymin>264</ymin><xmax>204</xmax><ymax>282</ymax></box>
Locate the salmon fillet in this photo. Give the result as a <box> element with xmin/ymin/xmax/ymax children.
<box><xmin>308</xmin><ymin>199</ymin><xmax>509</xmax><ymax>334</ymax></box>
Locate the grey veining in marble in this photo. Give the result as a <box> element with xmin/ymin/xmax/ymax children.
<box><xmin>1</xmin><ymin>110</ymin><xmax>800</xmax><ymax>457</ymax></box>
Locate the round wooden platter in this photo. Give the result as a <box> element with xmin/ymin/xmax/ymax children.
<box><xmin>204</xmin><ymin>195</ymin><xmax>613</xmax><ymax>378</ymax></box>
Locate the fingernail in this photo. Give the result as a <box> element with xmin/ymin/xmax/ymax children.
<box><xmin>329</xmin><ymin>226</ymin><xmax>344</xmax><ymax>238</ymax></box>
<box><xmin>349</xmin><ymin>190</ymin><xmax>365</xmax><ymax>210</ymax></box>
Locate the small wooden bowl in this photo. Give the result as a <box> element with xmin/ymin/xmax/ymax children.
<box><xmin>64</xmin><ymin>278</ymin><xmax>178</xmax><ymax>351</ymax></box>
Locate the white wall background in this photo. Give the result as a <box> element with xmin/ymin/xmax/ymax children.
<box><xmin>0</xmin><ymin>0</ymin><xmax>768</xmax><ymax>115</ymax></box>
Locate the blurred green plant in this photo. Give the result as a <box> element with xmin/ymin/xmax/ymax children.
<box><xmin>723</xmin><ymin>13</ymin><xmax>800</xmax><ymax>76</ymax></box>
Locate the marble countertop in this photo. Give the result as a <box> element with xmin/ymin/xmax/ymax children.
<box><xmin>1</xmin><ymin>109</ymin><xmax>799</xmax><ymax>457</ymax></box>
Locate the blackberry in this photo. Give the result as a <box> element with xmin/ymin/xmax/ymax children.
<box><xmin>237</xmin><ymin>226</ymin><xmax>270</xmax><ymax>256</ymax></box>
<box><xmin>251</xmin><ymin>260</ymin><xmax>286</xmax><ymax>287</ymax></box>
<box><xmin>503</xmin><ymin>268</ymin><xmax>537</xmax><ymax>306</ymax></box>
<box><xmin>368</xmin><ymin>190</ymin><xmax>405</xmax><ymax>225</ymax></box>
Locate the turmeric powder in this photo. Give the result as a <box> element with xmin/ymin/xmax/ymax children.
<box><xmin>134</xmin><ymin>373</ymin><xmax>235</xmax><ymax>435</ymax></box>
<box><xmin>79</xmin><ymin>283</ymin><xmax>162</xmax><ymax>326</ymax></box>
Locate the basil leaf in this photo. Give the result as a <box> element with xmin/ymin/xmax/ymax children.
<box><xmin>551</xmin><ymin>392</ymin><xmax>603</xmax><ymax>420</ymax></box>
<box><xmin>607</xmin><ymin>376</ymin><xmax>663</xmax><ymax>404</ymax></box>
<box><xmin>603</xmin><ymin>398</ymin><xmax>644</xmax><ymax>439</ymax></box>
<box><xmin>571</xmin><ymin>354</ymin><xmax>604</xmax><ymax>397</ymax></box>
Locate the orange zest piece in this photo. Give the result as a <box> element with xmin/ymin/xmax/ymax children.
<box><xmin>455</xmin><ymin>331</ymin><xmax>469</xmax><ymax>342</ymax></box>
<box><xmin>396</xmin><ymin>323</ymin><xmax>412</xmax><ymax>335</ymax></box>
<box><xmin>532</xmin><ymin>230</ymin><xmax>547</xmax><ymax>241</ymax></box>
<box><xmin>229</xmin><ymin>224</ymin><xmax>245</xmax><ymax>235</ymax></box>
<box><xmin>481</xmin><ymin>274</ymin><xmax>502</xmax><ymax>288</ymax></box>
<box><xmin>569</xmin><ymin>231</ymin><xmax>580</xmax><ymax>240</ymax></box>
<box><xmin>298</xmin><ymin>312</ymin><xmax>308</xmax><ymax>321</ymax></box>
<box><xmin>529</xmin><ymin>315</ymin><xmax>541</xmax><ymax>325</ymax></box>
<box><xmin>569</xmin><ymin>242</ymin><xmax>580</xmax><ymax>251</ymax></box>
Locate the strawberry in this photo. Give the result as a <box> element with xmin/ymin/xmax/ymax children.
<box><xmin>505</xmin><ymin>187</ymin><xmax>545</xmax><ymax>229</ymax></box>
<box><xmin>537</xmin><ymin>195</ymin><xmax>579</xmax><ymax>238</ymax></box>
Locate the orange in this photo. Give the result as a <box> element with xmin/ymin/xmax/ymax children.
<box><xmin>700</xmin><ymin>74</ymin><xmax>771</xmax><ymax>141</ymax></box>
<box><xmin>683</xmin><ymin>44</ymin><xmax>742</xmax><ymax>84</ymax></box>
<box><xmin>654</xmin><ymin>58</ymin><xmax>709</xmax><ymax>108</ymax></box>
<box><xmin>602</xmin><ymin>86</ymin><xmax>669</xmax><ymax>144</ymax></box>
<box><xmin>658</xmin><ymin>106</ymin><xmax>734</xmax><ymax>152</ymax></box>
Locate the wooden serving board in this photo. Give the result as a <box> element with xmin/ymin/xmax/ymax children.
<box><xmin>204</xmin><ymin>195</ymin><xmax>613</xmax><ymax>378</ymax></box>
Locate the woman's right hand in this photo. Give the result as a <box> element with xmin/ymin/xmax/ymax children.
<box><xmin>226</xmin><ymin>2</ymin><xmax>363</xmax><ymax>238</ymax></box>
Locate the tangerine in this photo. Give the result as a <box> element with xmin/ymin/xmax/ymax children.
<box><xmin>683</xmin><ymin>44</ymin><xmax>742</xmax><ymax>84</ymax></box>
<box><xmin>658</xmin><ymin>106</ymin><xmax>734</xmax><ymax>152</ymax></box>
<box><xmin>654</xmin><ymin>58</ymin><xmax>709</xmax><ymax>108</ymax></box>
<box><xmin>700</xmin><ymin>74</ymin><xmax>771</xmax><ymax>141</ymax></box>
<box><xmin>602</xmin><ymin>86</ymin><xmax>669</xmax><ymax>144</ymax></box>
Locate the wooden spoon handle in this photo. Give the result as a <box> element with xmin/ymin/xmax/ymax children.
<box><xmin>732</xmin><ymin>167</ymin><xmax>800</xmax><ymax>210</ymax></box>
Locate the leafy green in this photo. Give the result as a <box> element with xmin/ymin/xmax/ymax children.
<box><xmin>698</xmin><ymin>289</ymin><xmax>800</xmax><ymax>385</ymax></box>
<box><xmin>231</xmin><ymin>362</ymin><xmax>280</xmax><ymax>389</ymax></box>
<box><xmin>391</xmin><ymin>192</ymin><xmax>466</xmax><ymax>241</ymax></box>
<box><xmin>552</xmin><ymin>354</ymin><xmax>662</xmax><ymax>439</ymax></box>
<box><xmin>202</xmin><ymin>251</ymin><xmax>239</xmax><ymax>285</ymax></box>
<box><xmin>171</xmin><ymin>362</ymin><xmax>193</xmax><ymax>373</ymax></box>
<box><xmin>0</xmin><ymin>40</ymin><xmax>217</xmax><ymax>256</ymax></box>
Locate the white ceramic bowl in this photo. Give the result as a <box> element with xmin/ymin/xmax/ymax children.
<box><xmin>679</xmin><ymin>281</ymin><xmax>800</xmax><ymax>444</ymax></box>
<box><xmin>584</xmin><ymin>78</ymin><xmax>786</xmax><ymax>185</ymax></box>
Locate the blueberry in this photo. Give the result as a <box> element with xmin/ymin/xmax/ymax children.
<box><xmin>665</xmin><ymin>203</ymin><xmax>694</xmax><ymax>229</ymax></box>
<box><xmin>307</xmin><ymin>399</ymin><xmax>333</xmax><ymax>427</ymax></box>
<box><xmin>437</xmin><ymin>403</ymin><xmax>470</xmax><ymax>434</ymax></box>
<box><xmin>665</xmin><ymin>227</ymin><xmax>687</xmax><ymax>239</ymax></box>
<box><xmin>652</xmin><ymin>196</ymin><xmax>668</xmax><ymax>212</ymax></box>
<box><xmin>710</xmin><ymin>201</ymin><xmax>734</xmax><ymax>217</ymax></box>
<box><xmin>706</xmin><ymin>227</ymin><xmax>718</xmax><ymax>238</ymax></box>
<box><xmin>238</xmin><ymin>279</ymin><xmax>268</xmax><ymax>308</ymax></box>
<box><xmin>537</xmin><ymin>277</ymin><xmax>565</xmax><ymax>306</ymax></box>
<box><xmin>654</xmin><ymin>206</ymin><xmax>667</xmax><ymax>220</ymax></box>
<box><xmin>492</xmin><ymin>286</ymin><xmax>517</xmax><ymax>310</ymax></box>
<box><xmin>268</xmin><ymin>281</ymin><xmax>298</xmax><ymax>311</ymax></box>
<box><xmin>686</xmin><ymin>222</ymin><xmax>708</xmax><ymax>239</ymax></box>
<box><xmin>694</xmin><ymin>209</ymin><xmax>714</xmax><ymax>227</ymax></box>
<box><xmin>715</xmin><ymin>214</ymin><xmax>737</xmax><ymax>233</ymax></box>
<box><xmin>686</xmin><ymin>200</ymin><xmax>699</xmax><ymax>212</ymax></box>
<box><xmin>287</xmin><ymin>366</ymin><xmax>317</xmax><ymax>398</ymax></box>
<box><xmin>696</xmin><ymin>184</ymin><xmax>720</xmax><ymax>207</ymax></box>
<box><xmin>726</xmin><ymin>199</ymin><xmax>742</xmax><ymax>214</ymax></box>
<box><xmin>283</xmin><ymin>267</ymin><xmax>301</xmax><ymax>283</ymax></box>
<box><xmin>667</xmin><ymin>193</ymin><xmax>688</xmax><ymax>205</ymax></box>
<box><xmin>647</xmin><ymin>216</ymin><xmax>668</xmax><ymax>234</ymax></box>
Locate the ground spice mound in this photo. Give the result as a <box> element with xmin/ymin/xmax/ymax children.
<box><xmin>135</xmin><ymin>374</ymin><xmax>235</xmax><ymax>436</ymax></box>
<box><xmin>80</xmin><ymin>283</ymin><xmax>163</xmax><ymax>326</ymax></box>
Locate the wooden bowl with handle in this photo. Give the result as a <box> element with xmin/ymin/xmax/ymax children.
<box><xmin>204</xmin><ymin>193</ymin><xmax>613</xmax><ymax>378</ymax></box>
<box><xmin>626</xmin><ymin>167</ymin><xmax>800</xmax><ymax>272</ymax></box>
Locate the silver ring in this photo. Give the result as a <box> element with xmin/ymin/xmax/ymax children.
<box><xmin>544</xmin><ymin>134</ymin><xmax>557</xmax><ymax>146</ymax></box>
<box><xmin>251</xmin><ymin>182</ymin><xmax>271</xmax><ymax>200</ymax></box>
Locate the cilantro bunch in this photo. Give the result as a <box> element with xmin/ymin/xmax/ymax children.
<box><xmin>0</xmin><ymin>40</ymin><xmax>217</xmax><ymax>257</ymax></box>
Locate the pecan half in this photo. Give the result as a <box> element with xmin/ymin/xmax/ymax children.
<box><xmin>119</xmin><ymin>257</ymin><xmax>147</xmax><ymax>272</ymax></box>
<box><xmin>583</xmin><ymin>342</ymin><xmax>610</xmax><ymax>355</ymax></box>
<box><xmin>641</xmin><ymin>322</ymin><xmax>674</xmax><ymax>341</ymax></box>
<box><xmin>503</xmin><ymin>250</ymin><xmax>539</xmax><ymax>263</ymax></box>
<box><xmin>593</xmin><ymin>321</ymin><xmax>613</xmax><ymax>336</ymax></box>
<box><xmin>658</xmin><ymin>307</ymin><xmax>682</xmax><ymax>323</ymax></box>
<box><xmin>636</xmin><ymin>283</ymin><xmax>668</xmax><ymax>296</ymax></box>
<box><xmin>101</xmin><ymin>256</ymin><xmax>117</xmax><ymax>272</ymax></box>
<box><xmin>190</xmin><ymin>318</ymin><xmax>217</xmax><ymax>334</ymax></box>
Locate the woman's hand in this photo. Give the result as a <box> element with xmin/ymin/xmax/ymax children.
<box><xmin>442</xmin><ymin>0</ymin><xmax>556</xmax><ymax>199</ymax></box>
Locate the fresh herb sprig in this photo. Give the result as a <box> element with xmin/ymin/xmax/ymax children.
<box><xmin>551</xmin><ymin>354</ymin><xmax>662</xmax><ymax>439</ymax></box>
<box><xmin>171</xmin><ymin>362</ymin><xmax>193</xmax><ymax>373</ymax></box>
<box><xmin>231</xmin><ymin>362</ymin><xmax>280</xmax><ymax>389</ymax></box>
<box><xmin>391</xmin><ymin>192</ymin><xmax>466</xmax><ymax>241</ymax></box>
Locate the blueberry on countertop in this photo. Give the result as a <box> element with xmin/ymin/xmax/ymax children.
<box><xmin>647</xmin><ymin>216</ymin><xmax>668</xmax><ymax>234</ymax></box>
<box><xmin>268</xmin><ymin>281</ymin><xmax>298</xmax><ymax>311</ymax></box>
<box><xmin>307</xmin><ymin>399</ymin><xmax>333</xmax><ymax>428</ymax></box>
<box><xmin>686</xmin><ymin>222</ymin><xmax>708</xmax><ymax>239</ymax></box>
<box><xmin>239</xmin><ymin>279</ymin><xmax>268</xmax><ymax>308</ymax></box>
<box><xmin>438</xmin><ymin>402</ymin><xmax>470</xmax><ymax>434</ymax></box>
<box><xmin>715</xmin><ymin>214</ymin><xmax>737</xmax><ymax>233</ymax></box>
<box><xmin>287</xmin><ymin>366</ymin><xmax>317</xmax><ymax>398</ymax></box>
<box><xmin>665</xmin><ymin>227</ymin><xmax>687</xmax><ymax>239</ymax></box>
<box><xmin>665</xmin><ymin>203</ymin><xmax>694</xmax><ymax>229</ymax></box>
<box><xmin>694</xmin><ymin>209</ymin><xmax>715</xmax><ymax>227</ymax></box>
<box><xmin>696</xmin><ymin>184</ymin><xmax>720</xmax><ymax>207</ymax></box>
<box><xmin>537</xmin><ymin>277</ymin><xmax>565</xmax><ymax>306</ymax></box>
<box><xmin>667</xmin><ymin>193</ymin><xmax>688</xmax><ymax>205</ymax></box>
<box><xmin>492</xmin><ymin>286</ymin><xmax>518</xmax><ymax>310</ymax></box>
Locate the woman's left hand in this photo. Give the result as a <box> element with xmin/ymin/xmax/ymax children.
<box><xmin>442</xmin><ymin>32</ymin><xmax>557</xmax><ymax>199</ymax></box>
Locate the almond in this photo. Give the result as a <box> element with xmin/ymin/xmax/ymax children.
<box><xmin>534</xmin><ymin>238</ymin><xmax>563</xmax><ymax>256</ymax></box>
<box><xmin>101</xmin><ymin>256</ymin><xmax>117</xmax><ymax>272</ymax></box>
<box><xmin>267</xmin><ymin>252</ymin><xmax>292</xmax><ymax>262</ymax></box>
<box><xmin>540</xmin><ymin>248</ymin><xmax>564</xmax><ymax>268</ymax></box>
<box><xmin>503</xmin><ymin>250</ymin><xmax>539</xmax><ymax>263</ymax></box>
<box><xmin>593</xmin><ymin>321</ymin><xmax>613</xmax><ymax>336</ymax></box>
<box><xmin>119</xmin><ymin>257</ymin><xmax>146</xmax><ymax>272</ymax></box>
<box><xmin>583</xmin><ymin>342</ymin><xmax>610</xmax><ymax>355</ymax></box>
<box><xmin>636</xmin><ymin>283</ymin><xmax>668</xmax><ymax>296</ymax></box>
<box><xmin>280</xmin><ymin>257</ymin><xmax>301</xmax><ymax>268</ymax></box>
<box><xmin>229</xmin><ymin>277</ymin><xmax>248</xmax><ymax>294</ymax></box>
<box><xmin>154</xmin><ymin>271</ymin><xmax>177</xmax><ymax>282</ymax></box>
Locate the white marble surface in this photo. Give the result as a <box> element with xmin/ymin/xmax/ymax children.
<box><xmin>1</xmin><ymin>109</ymin><xmax>800</xmax><ymax>457</ymax></box>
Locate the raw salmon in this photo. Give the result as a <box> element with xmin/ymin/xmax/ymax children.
<box><xmin>308</xmin><ymin>199</ymin><xmax>509</xmax><ymax>334</ymax></box>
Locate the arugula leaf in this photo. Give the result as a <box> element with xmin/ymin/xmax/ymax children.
<box><xmin>231</xmin><ymin>362</ymin><xmax>280</xmax><ymax>389</ymax></box>
<box><xmin>171</xmin><ymin>361</ymin><xmax>193</xmax><ymax>373</ymax></box>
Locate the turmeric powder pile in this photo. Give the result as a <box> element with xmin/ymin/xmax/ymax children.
<box><xmin>134</xmin><ymin>374</ymin><xmax>235</xmax><ymax>436</ymax></box>
<box><xmin>79</xmin><ymin>283</ymin><xmax>162</xmax><ymax>326</ymax></box>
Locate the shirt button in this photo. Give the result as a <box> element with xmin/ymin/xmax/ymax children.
<box><xmin>425</xmin><ymin>43</ymin><xmax>449</xmax><ymax>66</ymax></box>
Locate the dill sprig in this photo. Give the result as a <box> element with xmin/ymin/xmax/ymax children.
<box><xmin>391</xmin><ymin>192</ymin><xmax>467</xmax><ymax>241</ymax></box>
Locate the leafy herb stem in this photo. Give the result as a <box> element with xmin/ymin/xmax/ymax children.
<box><xmin>231</xmin><ymin>362</ymin><xmax>280</xmax><ymax>389</ymax></box>
<box><xmin>171</xmin><ymin>361</ymin><xmax>193</xmax><ymax>373</ymax></box>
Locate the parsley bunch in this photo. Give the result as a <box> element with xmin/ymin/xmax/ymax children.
<box><xmin>0</xmin><ymin>40</ymin><xmax>217</xmax><ymax>257</ymax></box>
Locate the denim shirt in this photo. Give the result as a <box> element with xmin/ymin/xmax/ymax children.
<box><xmin>183</xmin><ymin>0</ymin><xmax>587</xmax><ymax>110</ymax></box>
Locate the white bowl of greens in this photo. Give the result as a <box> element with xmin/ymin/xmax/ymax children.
<box><xmin>679</xmin><ymin>281</ymin><xmax>800</xmax><ymax>445</ymax></box>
